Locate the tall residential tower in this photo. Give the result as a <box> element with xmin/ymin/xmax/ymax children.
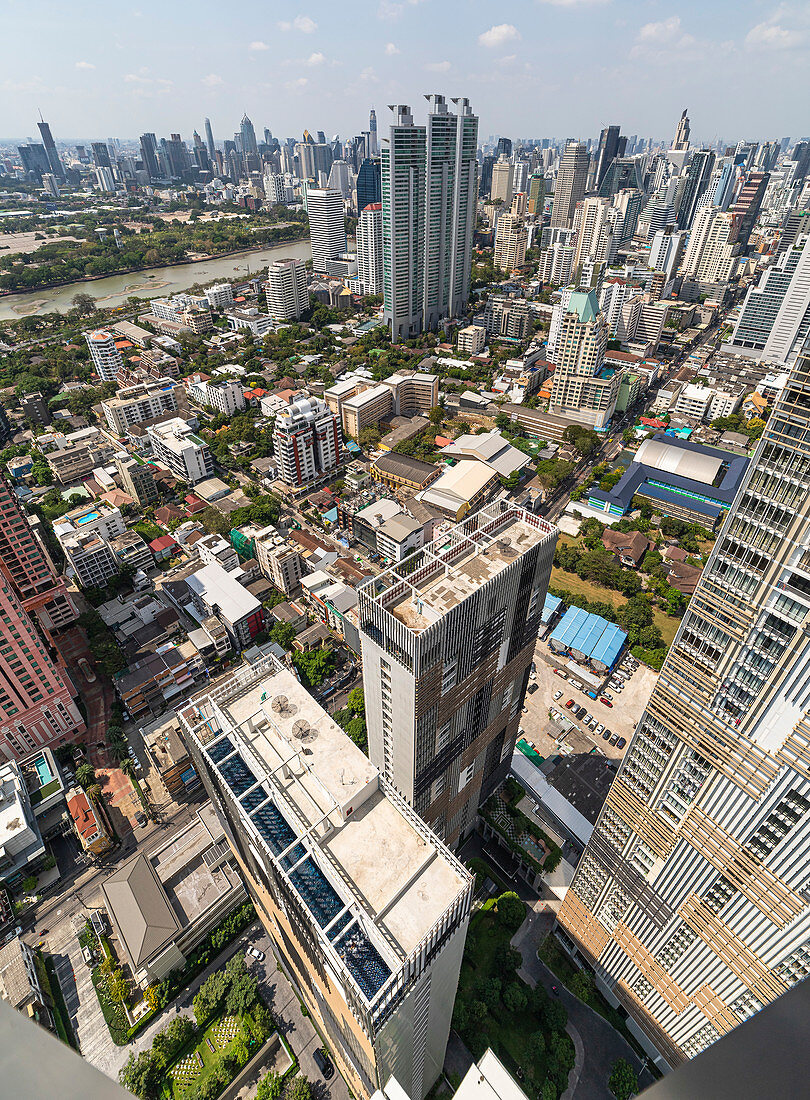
<box><xmin>558</xmin><ymin>342</ymin><xmax>810</xmax><ymax>1070</ymax></box>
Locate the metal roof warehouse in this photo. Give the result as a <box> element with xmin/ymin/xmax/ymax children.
<box><xmin>548</xmin><ymin>606</ymin><xmax>627</xmax><ymax>672</ymax></box>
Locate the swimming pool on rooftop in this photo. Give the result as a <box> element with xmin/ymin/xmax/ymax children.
<box><xmin>76</xmin><ymin>511</ymin><xmax>101</xmax><ymax>525</ymax></box>
<box><xmin>33</xmin><ymin>755</ymin><xmax>53</xmax><ymax>786</ymax></box>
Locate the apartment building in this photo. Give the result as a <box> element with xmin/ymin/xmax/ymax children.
<box><xmin>196</xmin><ymin>534</ymin><xmax>240</xmax><ymax>574</ymax></box>
<box><xmin>54</xmin><ymin>502</ymin><xmax>125</xmax><ymax>545</ymax></box>
<box><xmin>273</xmin><ymin>397</ymin><xmax>342</xmax><ymax>491</ymax></box>
<box><xmin>457</xmin><ymin>326</ymin><xmax>486</xmax><ymax>355</ymax></box>
<box><xmin>186</xmin><ymin>563</ymin><xmax>264</xmax><ymax>650</ymax></box>
<box><xmin>358</xmin><ymin>502</ymin><xmax>556</xmax><ymax>846</ymax></box>
<box><xmin>101</xmin><ymin>378</ymin><xmax>184</xmax><ymax>435</ymax></box>
<box><xmin>266</xmin><ymin>258</ymin><xmax>309</xmax><ymax>322</ymax></box>
<box><xmin>205</xmin><ymin>283</ymin><xmax>234</xmax><ymax>310</ymax></box>
<box><xmin>45</xmin><ymin>434</ymin><xmax>116</xmax><ymax>485</ymax></box>
<box><xmin>356</xmin><ymin>203</ymin><xmax>384</xmax><ymax>296</ymax></box>
<box><xmin>254</xmin><ymin>529</ymin><xmax>304</xmax><ymax>596</ymax></box>
<box><xmin>483</xmin><ymin>296</ymin><xmax>531</xmax><ymax>341</ymax></box>
<box><xmin>147</xmin><ymin>418</ymin><xmax>214</xmax><ymax>484</ymax></box>
<box><xmin>151</xmin><ymin>295</ymin><xmax>213</xmax><ymax>334</ymax></box>
<box><xmin>558</xmin><ymin>345</ymin><xmax>810</xmax><ymax>1070</ymax></box>
<box><xmin>549</xmin><ymin>290</ymin><xmax>619</xmax><ymax>430</ymax></box>
<box><xmin>84</xmin><ymin>329</ymin><xmax>123</xmax><ymax>382</ymax></box>
<box><xmin>114</xmin><ymin>455</ymin><xmax>159</xmax><ymax>507</ymax></box>
<box><xmin>108</xmin><ymin>531</ymin><xmax>153</xmax><ymax>573</ymax></box>
<box><xmin>680</xmin><ymin>207</ymin><xmax>739</xmax><ymax>285</ymax></box>
<box><xmin>187</xmin><ymin>377</ymin><xmax>246</xmax><ymax>416</ymax></box>
<box><xmin>178</xmin><ymin>657</ymin><xmax>472</xmax><ymax>1100</ymax></box>
<box><xmin>494</xmin><ymin>214</ymin><xmax>528</xmax><ymax>274</ymax></box>
<box><xmin>59</xmin><ymin>531</ymin><xmax>119</xmax><ymax>589</ymax></box>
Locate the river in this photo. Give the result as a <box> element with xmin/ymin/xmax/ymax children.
<box><xmin>0</xmin><ymin>237</ymin><xmax>312</xmax><ymax>321</ymax></box>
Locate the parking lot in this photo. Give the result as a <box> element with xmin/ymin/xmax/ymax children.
<box><xmin>520</xmin><ymin>635</ymin><xmax>658</xmax><ymax>763</ymax></box>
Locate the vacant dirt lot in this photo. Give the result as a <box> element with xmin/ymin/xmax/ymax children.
<box><xmin>0</xmin><ymin>229</ymin><xmax>82</xmax><ymax>255</ymax></box>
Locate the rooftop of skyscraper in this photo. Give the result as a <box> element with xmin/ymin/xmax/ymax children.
<box><xmin>179</xmin><ymin>657</ymin><xmax>470</xmax><ymax>1005</ymax></box>
<box><xmin>360</xmin><ymin>502</ymin><xmax>556</xmax><ymax>633</ymax></box>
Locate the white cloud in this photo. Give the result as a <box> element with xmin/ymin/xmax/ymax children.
<box><xmin>278</xmin><ymin>14</ymin><xmax>317</xmax><ymax>33</ymax></box>
<box><xmin>384</xmin><ymin>41</ymin><xmax>400</xmax><ymax>55</ymax></box>
<box><xmin>359</xmin><ymin>66</ymin><xmax>379</xmax><ymax>83</ymax></box>
<box><xmin>285</xmin><ymin>77</ymin><xmax>309</xmax><ymax>91</ymax></box>
<box><xmin>630</xmin><ymin>15</ymin><xmax>700</xmax><ymax>58</ymax></box>
<box><xmin>378</xmin><ymin>0</ymin><xmax>426</xmax><ymax>19</ymax></box>
<box><xmin>745</xmin><ymin>8</ymin><xmax>808</xmax><ymax>51</ymax></box>
<box><xmin>75</xmin><ymin>60</ymin><xmax>95</xmax><ymax>70</ymax></box>
<box><xmin>201</xmin><ymin>73</ymin><xmax>224</xmax><ymax>86</ymax></box>
<box><xmin>479</xmin><ymin>23</ymin><xmax>520</xmax><ymax>48</ymax></box>
<box><xmin>306</xmin><ymin>51</ymin><xmax>326</xmax><ymax>66</ymax></box>
<box><xmin>424</xmin><ymin>59</ymin><xmax>451</xmax><ymax>72</ymax></box>
<box><xmin>249</xmin><ymin>40</ymin><xmax>269</xmax><ymax>51</ymax></box>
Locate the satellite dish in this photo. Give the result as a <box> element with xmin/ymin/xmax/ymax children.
<box><xmin>272</xmin><ymin>695</ymin><xmax>296</xmax><ymax>716</ymax></box>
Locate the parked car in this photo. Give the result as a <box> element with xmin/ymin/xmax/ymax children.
<box><xmin>553</xmin><ymin>689</ymin><xmax>563</xmax><ymax>700</ymax></box>
<box><xmin>595</xmin><ymin>724</ymin><xmax>604</xmax><ymax>735</ymax></box>
<box><xmin>610</xmin><ymin>734</ymin><xmax>620</xmax><ymax>746</ymax></box>
<box><xmin>616</xmin><ymin>737</ymin><xmax>627</xmax><ymax>749</ymax></box>
<box><xmin>586</xmin><ymin>690</ymin><xmax>598</xmax><ymax>700</ymax></box>
<box><xmin>576</xmin><ymin>706</ymin><xmax>587</xmax><ymax>719</ymax></box>
<box><xmin>552</xmin><ymin>668</ymin><xmax>567</xmax><ymax>679</ymax></box>
<box><xmin>313</xmin><ymin>1049</ymin><xmax>334</xmax><ymax>1080</ymax></box>
<box><xmin>246</xmin><ymin>946</ymin><xmax>265</xmax><ymax>962</ymax></box>
<box><xmin>602</xmin><ymin>729</ymin><xmax>612</xmax><ymax>740</ymax></box>
<box><xmin>603</xmin><ymin>691</ymin><xmax>613</xmax><ymax>700</ymax></box>
<box><xmin>600</xmin><ymin>698</ymin><xmax>613</xmax><ymax>708</ymax></box>
<box><xmin>528</xmin><ymin>683</ymin><xmax>539</xmax><ymax>694</ymax></box>
<box><xmin>583</xmin><ymin>713</ymin><xmax>592</xmax><ymax>724</ymax></box>
<box><xmin>565</xmin><ymin>699</ymin><xmax>575</xmax><ymax>709</ymax></box>
<box><xmin>570</xmin><ymin>680</ymin><xmax>583</xmax><ymax>691</ymax></box>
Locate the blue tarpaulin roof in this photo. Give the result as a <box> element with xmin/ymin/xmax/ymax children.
<box><xmin>549</xmin><ymin>606</ymin><xmax>627</xmax><ymax>669</ymax></box>
<box><xmin>541</xmin><ymin>593</ymin><xmax>563</xmax><ymax>624</ymax></box>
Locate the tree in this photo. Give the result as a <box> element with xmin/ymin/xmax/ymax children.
<box><xmin>527</xmin><ymin>1030</ymin><xmax>546</xmax><ymax>1063</ymax></box>
<box><xmin>194</xmin><ymin>967</ymin><xmax>229</xmax><ymax>1025</ymax></box>
<box><xmin>503</xmin><ymin>982</ymin><xmax>528</xmax><ymax>1012</ymax></box>
<box><xmin>270</xmin><ymin>621</ymin><xmax>296</xmax><ymax>651</ymax></box>
<box><xmin>494</xmin><ymin>942</ymin><xmax>522</xmax><ymax>974</ymax></box>
<box><xmin>256</xmin><ymin>1072</ymin><xmax>284</xmax><ymax>1100</ymax></box>
<box><xmin>474</xmin><ymin>976</ymin><xmax>501</xmax><ymax>1012</ymax></box>
<box><xmin>119</xmin><ymin>1051</ymin><xmax>161</xmax><ymax>1100</ymax></box>
<box><xmin>224</xmin><ymin>953</ymin><xmax>259</xmax><ymax>1016</ymax></box>
<box><xmin>495</xmin><ymin>891</ymin><xmax>525</xmax><ymax>933</ymax></box>
<box><xmin>75</xmin><ymin>761</ymin><xmax>96</xmax><ymax>788</ymax></box>
<box><xmin>570</xmin><ymin>970</ymin><xmax>596</xmax><ymax>1004</ymax></box>
<box><xmin>71</xmin><ymin>292</ymin><xmax>97</xmax><ymax>316</ymax></box>
<box><xmin>285</xmin><ymin>1075</ymin><xmax>313</xmax><ymax>1100</ymax></box>
<box><xmin>86</xmin><ymin>783</ymin><xmax>103</xmax><ymax>804</ymax></box>
<box><xmin>109</xmin><ymin>970</ymin><xmax>130</xmax><ymax>1004</ymax></box>
<box><xmin>608</xmin><ymin>1058</ymin><xmax>638</xmax><ymax>1100</ymax></box>
<box><xmin>347</xmin><ymin>687</ymin><xmax>364</xmax><ymax>715</ymax></box>
<box><xmin>541</xmin><ymin>1081</ymin><xmax>556</xmax><ymax>1100</ymax></box>
<box><xmin>428</xmin><ymin>406</ymin><xmax>443</xmax><ymax>426</ymax></box>
<box><xmin>542</xmin><ymin>996</ymin><xmax>568</xmax><ymax>1033</ymax></box>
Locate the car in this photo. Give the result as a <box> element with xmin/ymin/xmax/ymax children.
<box><xmin>602</xmin><ymin>729</ymin><xmax>612</xmax><ymax>740</ymax></box>
<box><xmin>553</xmin><ymin>689</ymin><xmax>563</xmax><ymax>700</ymax></box>
<box><xmin>552</xmin><ymin>668</ymin><xmax>567</xmax><ymax>680</ymax></box>
<box><xmin>530</xmin><ymin>671</ymin><xmax>537</xmax><ymax>681</ymax></box>
<box><xmin>522</xmin><ymin>706</ymin><xmax>528</xmax><ymax>713</ymax></box>
<box><xmin>600</xmin><ymin>697</ymin><xmax>613</xmax><ymax>707</ymax></box>
<box><xmin>528</xmin><ymin>683</ymin><xmax>539</xmax><ymax>694</ymax></box>
<box><xmin>616</xmin><ymin>737</ymin><xmax>627</xmax><ymax>749</ymax></box>
<box><xmin>583</xmin><ymin>713</ymin><xmax>591</xmax><ymax>724</ymax></box>
<box><xmin>610</xmin><ymin>734</ymin><xmax>620</xmax><ymax>746</ymax></box>
<box><xmin>136</xmin><ymin>812</ymin><xmax>148</xmax><ymax>828</ymax></box>
<box><xmin>565</xmin><ymin>699</ymin><xmax>575</xmax><ymax>709</ymax></box>
<box><xmin>603</xmin><ymin>691</ymin><xmax>613</xmax><ymax>700</ymax></box>
<box><xmin>595</xmin><ymin>723</ymin><xmax>604</xmax><ymax>735</ymax></box>
<box><xmin>313</xmin><ymin>1049</ymin><xmax>334</xmax><ymax>1080</ymax></box>
<box><xmin>576</xmin><ymin>706</ymin><xmax>587</xmax><ymax>719</ymax></box>
<box><xmin>246</xmin><ymin>946</ymin><xmax>265</xmax><ymax>962</ymax></box>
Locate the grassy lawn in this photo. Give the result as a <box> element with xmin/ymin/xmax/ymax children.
<box><xmin>550</xmin><ymin>567</ymin><xmax>627</xmax><ymax>609</ymax></box>
<box><xmin>652</xmin><ymin>609</ymin><xmax>679</xmax><ymax>647</ymax></box>
<box><xmin>164</xmin><ymin>1015</ymin><xmax>242</xmax><ymax>1099</ymax></box>
<box><xmin>29</xmin><ymin>777</ymin><xmax>61</xmax><ymax>804</ymax></box>
<box><xmin>455</xmin><ymin>906</ymin><xmax>574</xmax><ymax>1099</ymax></box>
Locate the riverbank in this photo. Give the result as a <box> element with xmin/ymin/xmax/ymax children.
<box><xmin>0</xmin><ymin>235</ymin><xmax>313</xmax><ymax>321</ymax></box>
<box><xmin>0</xmin><ymin>231</ymin><xmax>309</xmax><ymax>304</ymax></box>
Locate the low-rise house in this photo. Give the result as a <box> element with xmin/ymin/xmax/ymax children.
<box><xmin>149</xmin><ymin>534</ymin><xmax>180</xmax><ymax>562</ymax></box>
<box><xmin>0</xmin><ymin>936</ymin><xmax>54</xmax><ymax>1032</ymax></box>
<box><xmin>65</xmin><ymin>787</ymin><xmax>113</xmax><ymax>857</ymax></box>
<box><xmin>601</xmin><ymin>528</ymin><xmax>652</xmax><ymax>568</ymax></box>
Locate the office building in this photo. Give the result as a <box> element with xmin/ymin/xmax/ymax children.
<box><xmin>204</xmin><ymin>117</ymin><xmax>215</xmax><ymax>159</ymax></box>
<box><xmin>673</xmin><ymin>108</ymin><xmax>691</xmax><ymax>150</ymax></box>
<box><xmin>273</xmin><ymin>396</ymin><xmax>342</xmax><ymax>490</ymax></box>
<box><xmin>679</xmin><ymin>207</ymin><xmax>738</xmax><ymax>284</ymax></box>
<box><xmin>147</xmin><ymin>419</ymin><xmax>214</xmax><ymax>484</ymax></box>
<box><xmin>551</xmin><ymin>141</ymin><xmax>589</xmax><ymax>229</ymax></box>
<box><xmin>356</xmin><ymin>158</ymin><xmax>382</xmax><ymax>213</ymax></box>
<box><xmin>306</xmin><ymin>188</ymin><xmax>347</xmax><ymax>273</ymax></box>
<box><xmin>527</xmin><ymin>173</ymin><xmax>545</xmax><ymax>216</ymax></box>
<box><xmin>595</xmin><ymin>126</ymin><xmax>621</xmax><ymax>190</ymax></box>
<box><xmin>359</xmin><ymin>502</ymin><xmax>555</xmax><ymax>844</ymax></box>
<box><xmin>36</xmin><ymin>117</ymin><xmax>64</xmax><ymax>180</ymax></box>
<box><xmin>548</xmin><ymin>290</ymin><xmax>618</xmax><ymax>429</ymax></box>
<box><xmin>572</xmin><ymin>197</ymin><xmax>616</xmax><ymax>270</ymax></box>
<box><xmin>676</xmin><ymin>151</ymin><xmax>716</xmax><ymax>230</ymax></box>
<box><xmin>0</xmin><ymin>575</ymin><xmax>84</xmax><ymax>762</ymax></box>
<box><xmin>357</xmin><ymin>203</ymin><xmax>384</xmax><ymax>295</ymax></box>
<box><xmin>729</xmin><ymin>172</ymin><xmax>769</xmax><ymax>251</ymax></box>
<box><xmin>84</xmin><ymin>329</ymin><xmax>123</xmax><ymax>383</ymax></box>
<box><xmin>649</xmin><ymin>227</ymin><xmax>687</xmax><ymax>281</ymax></box>
<box><xmin>91</xmin><ymin>141</ymin><xmax>112</xmax><ymax>169</ymax></box>
<box><xmin>729</xmin><ymin>234</ymin><xmax>810</xmax><ymax>363</ymax></box>
<box><xmin>101</xmin><ymin>378</ymin><xmax>183</xmax><ymax>435</ymax></box>
<box><xmin>0</xmin><ymin>475</ymin><xmax>75</xmax><ymax>632</ymax></box>
<box><xmin>139</xmin><ymin>133</ymin><xmax>160</xmax><ymax>180</ymax></box>
<box><xmin>612</xmin><ymin>188</ymin><xmax>644</xmax><ymax>246</ymax></box>
<box><xmin>266</xmin><ymin>258</ymin><xmax>309</xmax><ymax>321</ymax></box>
<box><xmin>114</xmin><ymin>456</ymin><xmax>159</xmax><ymax>507</ymax></box>
<box><xmin>178</xmin><ymin>656</ymin><xmax>473</xmax><ymax>1099</ymax></box>
<box><xmin>493</xmin><ymin>214</ymin><xmax>528</xmax><ymax>274</ymax></box>
<box><xmin>382</xmin><ymin>96</ymin><xmax>478</xmax><ymax>341</ymax></box>
<box><xmin>558</xmin><ymin>346</ymin><xmax>810</xmax><ymax>1071</ymax></box>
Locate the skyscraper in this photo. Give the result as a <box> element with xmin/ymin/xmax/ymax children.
<box><xmin>139</xmin><ymin>133</ymin><xmax>159</xmax><ymax>181</ymax></box>
<box><xmin>729</xmin><ymin>235</ymin><xmax>810</xmax><ymax>363</ymax></box>
<box><xmin>494</xmin><ymin>213</ymin><xmax>528</xmax><ymax>274</ymax></box>
<box><xmin>177</xmin><ymin>656</ymin><xmax>472</xmax><ymax>1100</ymax></box>
<box><xmin>358</xmin><ymin>502</ymin><xmax>556</xmax><ymax>846</ymax></box>
<box><xmin>369</xmin><ymin>107</ymin><xmax>378</xmax><ymax>156</ymax></box>
<box><xmin>676</xmin><ymin>150</ymin><xmax>716</xmax><ymax>230</ymax></box>
<box><xmin>558</xmin><ymin>342</ymin><xmax>810</xmax><ymax>1070</ymax></box>
<box><xmin>356</xmin><ymin>158</ymin><xmax>381</xmax><ymax>213</ymax></box>
<box><xmin>17</xmin><ymin>145</ymin><xmax>50</xmax><ymax>179</ymax></box>
<box><xmin>729</xmin><ymin>171</ymin><xmax>769</xmax><ymax>251</ymax></box>
<box><xmin>91</xmin><ymin>142</ymin><xmax>112</xmax><ymax>169</ymax></box>
<box><xmin>240</xmin><ymin>113</ymin><xmax>258</xmax><ymax>157</ymax></box>
<box><xmin>356</xmin><ymin>203</ymin><xmax>383</xmax><ymax>295</ymax></box>
<box><xmin>273</xmin><ymin>396</ymin><xmax>342</xmax><ymax>490</ymax></box>
<box><xmin>305</xmin><ymin>187</ymin><xmax>347</xmax><ymax>273</ymax></box>
<box><xmin>673</xmin><ymin>108</ymin><xmax>691</xmax><ymax>150</ymax></box>
<box><xmin>204</xmin><ymin>117</ymin><xmax>216</xmax><ymax>160</ymax></box>
<box><xmin>551</xmin><ymin>141</ymin><xmax>589</xmax><ymax>229</ymax></box>
<box><xmin>84</xmin><ymin>330</ymin><xmax>123</xmax><ymax>383</ymax></box>
<box><xmin>381</xmin><ymin>95</ymin><xmax>478</xmax><ymax>341</ymax></box>
<box><xmin>527</xmin><ymin>173</ymin><xmax>545</xmax><ymax>216</ymax></box>
<box><xmin>265</xmin><ymin>258</ymin><xmax>309</xmax><ymax>322</ymax></box>
<box><xmin>679</xmin><ymin>206</ymin><xmax>738</xmax><ymax>284</ymax></box>
<box><xmin>490</xmin><ymin>157</ymin><xmax>514</xmax><ymax>206</ymax></box>
<box><xmin>595</xmin><ymin>125</ymin><xmax>621</xmax><ymax>190</ymax></box>
<box><xmin>548</xmin><ymin>290</ymin><xmax>618</xmax><ymax>429</ymax></box>
<box><xmin>36</xmin><ymin>116</ymin><xmax>64</xmax><ymax>180</ymax></box>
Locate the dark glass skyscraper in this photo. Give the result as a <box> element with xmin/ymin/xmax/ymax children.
<box><xmin>356</xmin><ymin>158</ymin><xmax>381</xmax><ymax>212</ymax></box>
<box><xmin>36</xmin><ymin>118</ymin><xmax>64</xmax><ymax>180</ymax></box>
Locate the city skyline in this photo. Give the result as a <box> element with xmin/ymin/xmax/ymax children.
<box><xmin>1</xmin><ymin>0</ymin><xmax>808</xmax><ymax>141</ymax></box>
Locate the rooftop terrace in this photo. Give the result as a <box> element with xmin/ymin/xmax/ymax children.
<box><xmin>179</xmin><ymin>658</ymin><xmax>470</xmax><ymax>1011</ymax></box>
<box><xmin>360</xmin><ymin>501</ymin><xmax>556</xmax><ymax>633</ymax></box>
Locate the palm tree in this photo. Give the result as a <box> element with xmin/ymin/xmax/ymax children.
<box><xmin>120</xmin><ymin>758</ymin><xmax>134</xmax><ymax>779</ymax></box>
<box><xmin>75</xmin><ymin>762</ymin><xmax>96</xmax><ymax>789</ymax></box>
<box><xmin>86</xmin><ymin>783</ymin><xmax>103</xmax><ymax>804</ymax></box>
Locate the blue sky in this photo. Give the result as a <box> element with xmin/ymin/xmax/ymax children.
<box><xmin>2</xmin><ymin>0</ymin><xmax>808</xmax><ymax>143</ymax></box>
